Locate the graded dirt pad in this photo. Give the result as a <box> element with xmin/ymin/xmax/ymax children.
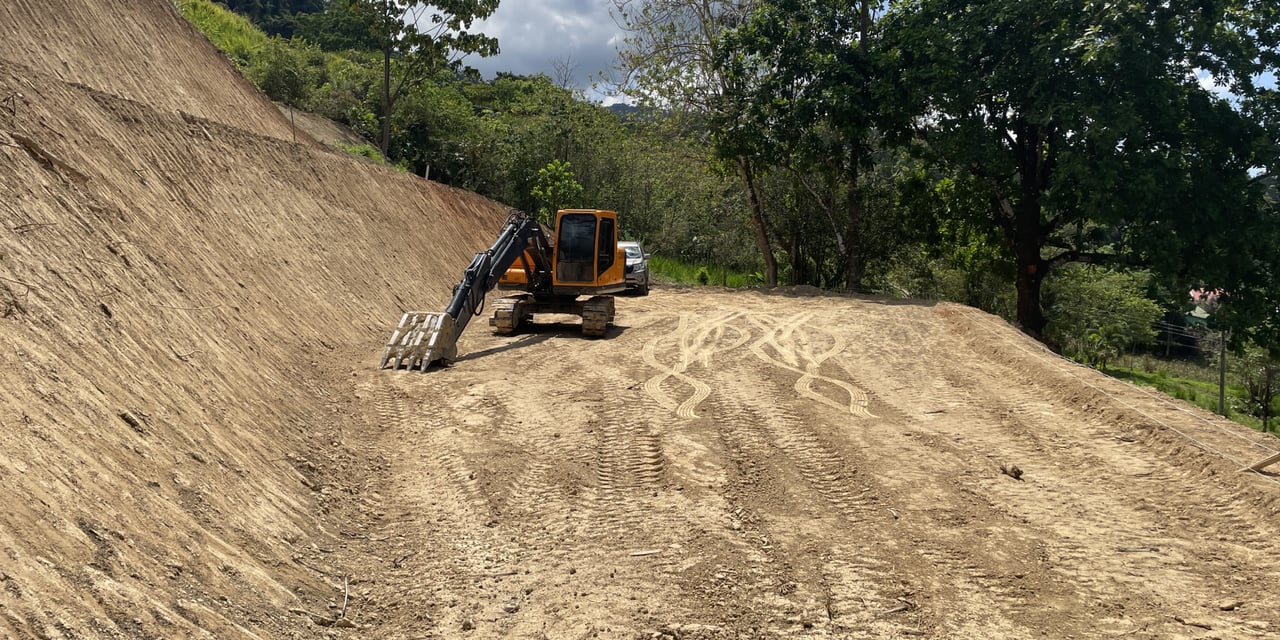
<box><xmin>311</xmin><ymin>289</ymin><xmax>1280</xmax><ymax>640</ymax></box>
<box><xmin>3</xmin><ymin>1</ymin><xmax>1280</xmax><ymax>639</ymax></box>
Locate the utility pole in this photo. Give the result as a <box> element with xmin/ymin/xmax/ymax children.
<box><xmin>1218</xmin><ymin>329</ymin><xmax>1228</xmax><ymax>416</ymax></box>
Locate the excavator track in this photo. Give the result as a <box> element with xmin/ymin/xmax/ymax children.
<box><xmin>489</xmin><ymin>295</ymin><xmax>530</xmax><ymax>335</ymax></box>
<box><xmin>581</xmin><ymin>296</ymin><xmax>615</xmax><ymax>337</ymax></box>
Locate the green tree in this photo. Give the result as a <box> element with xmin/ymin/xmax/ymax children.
<box><xmin>613</xmin><ymin>0</ymin><xmax>780</xmax><ymax>286</ymax></box>
<box><xmin>294</xmin><ymin>1</ymin><xmax>382</xmax><ymax>50</ymax></box>
<box><xmin>531</xmin><ymin>159</ymin><xmax>583</xmax><ymax>225</ymax></box>
<box><xmin>1044</xmin><ymin>266</ymin><xmax>1162</xmax><ymax>368</ymax></box>
<box><xmin>251</xmin><ymin>36</ymin><xmax>311</xmax><ymax>106</ymax></box>
<box><xmin>724</xmin><ymin>0</ymin><xmax>882</xmax><ymax>290</ymax></box>
<box><xmin>1236</xmin><ymin>345</ymin><xmax>1280</xmax><ymax>432</ymax></box>
<box><xmin>882</xmin><ymin>0</ymin><xmax>1280</xmax><ymax>337</ymax></box>
<box><xmin>347</xmin><ymin>0</ymin><xmax>499</xmax><ymax>157</ymax></box>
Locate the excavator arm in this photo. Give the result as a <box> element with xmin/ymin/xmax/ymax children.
<box><xmin>380</xmin><ymin>210</ymin><xmax>551</xmax><ymax>370</ymax></box>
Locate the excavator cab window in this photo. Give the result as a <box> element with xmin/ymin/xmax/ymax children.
<box><xmin>597</xmin><ymin>217</ymin><xmax>615</xmax><ymax>276</ymax></box>
<box><xmin>556</xmin><ymin>213</ymin><xmax>597</xmax><ymax>283</ymax></box>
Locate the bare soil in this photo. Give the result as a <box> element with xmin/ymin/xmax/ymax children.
<box><xmin>2</xmin><ymin>2</ymin><xmax>1279</xmax><ymax>639</ymax></box>
<box><xmin>320</xmin><ymin>290</ymin><xmax>1280</xmax><ymax>639</ymax></box>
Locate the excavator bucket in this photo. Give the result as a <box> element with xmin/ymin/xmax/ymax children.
<box><xmin>379</xmin><ymin>312</ymin><xmax>458</xmax><ymax>371</ymax></box>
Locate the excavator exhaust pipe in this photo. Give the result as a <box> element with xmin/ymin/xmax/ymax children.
<box><xmin>380</xmin><ymin>312</ymin><xmax>458</xmax><ymax>370</ymax></box>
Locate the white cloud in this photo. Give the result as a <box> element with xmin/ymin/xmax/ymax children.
<box><xmin>1195</xmin><ymin>68</ymin><xmax>1224</xmax><ymax>95</ymax></box>
<box><xmin>462</xmin><ymin>0</ymin><xmax>624</xmax><ymax>101</ymax></box>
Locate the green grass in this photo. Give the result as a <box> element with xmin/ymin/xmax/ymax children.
<box><xmin>649</xmin><ymin>255</ymin><xmax>759</xmax><ymax>288</ymax></box>
<box><xmin>339</xmin><ymin>143</ymin><xmax>388</xmax><ymax>163</ymax></box>
<box><xmin>1101</xmin><ymin>363</ymin><xmax>1268</xmax><ymax>432</ymax></box>
<box><xmin>178</xmin><ymin>0</ymin><xmax>270</xmax><ymax>68</ymax></box>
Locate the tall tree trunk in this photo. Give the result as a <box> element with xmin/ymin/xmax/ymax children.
<box><xmin>1009</xmin><ymin>123</ymin><xmax>1051</xmax><ymax>337</ymax></box>
<box><xmin>1012</xmin><ymin>186</ymin><xmax>1047</xmax><ymax>335</ymax></box>
<box><xmin>737</xmin><ymin>156</ymin><xmax>777</xmax><ymax>287</ymax></box>
<box><xmin>844</xmin><ymin>165</ymin><xmax>864</xmax><ymax>291</ymax></box>
<box><xmin>788</xmin><ymin>233</ymin><xmax>801</xmax><ymax>286</ymax></box>
<box><xmin>380</xmin><ymin>46</ymin><xmax>392</xmax><ymax>158</ymax></box>
<box><xmin>1014</xmin><ymin>257</ymin><xmax>1048</xmax><ymax>336</ymax></box>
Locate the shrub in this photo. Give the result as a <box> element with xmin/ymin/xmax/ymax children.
<box><xmin>340</xmin><ymin>143</ymin><xmax>387</xmax><ymax>164</ymax></box>
<box><xmin>1045</xmin><ymin>266</ymin><xmax>1162</xmax><ymax>367</ymax></box>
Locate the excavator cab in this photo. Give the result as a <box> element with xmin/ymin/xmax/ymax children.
<box><xmin>499</xmin><ymin>209</ymin><xmax>626</xmax><ymax>294</ymax></box>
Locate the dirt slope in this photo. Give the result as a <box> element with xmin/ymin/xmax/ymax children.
<box><xmin>277</xmin><ymin>104</ymin><xmax>372</xmax><ymax>151</ymax></box>
<box><xmin>0</xmin><ymin>0</ymin><xmax>304</xmax><ymax>142</ymax></box>
<box><xmin>4</xmin><ymin>1</ymin><xmax>1280</xmax><ymax>639</ymax></box>
<box><xmin>0</xmin><ymin>1</ymin><xmax>507</xmax><ymax>634</ymax></box>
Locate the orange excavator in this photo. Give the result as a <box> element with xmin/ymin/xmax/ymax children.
<box><xmin>380</xmin><ymin>209</ymin><xmax>628</xmax><ymax>370</ymax></box>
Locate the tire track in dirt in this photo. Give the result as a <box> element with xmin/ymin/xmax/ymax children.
<box><xmin>354</xmin><ymin>374</ymin><xmax>528</xmax><ymax>635</ymax></box>
<box><xmin>473</xmin><ymin>347</ymin><xmax>594</xmax><ymax>548</ymax></box>
<box><xmin>707</xmin><ymin>392</ymin><xmax>847</xmax><ymax>634</ymax></box>
<box><xmin>762</xmin><ymin>304</ymin><xmax>1111</xmax><ymax>636</ymax></box>
<box><xmin>726</xmin><ymin>303</ymin><xmax>1051</xmax><ymax>636</ymax></box>
<box><xmin>747</xmin><ymin>312</ymin><xmax>876</xmax><ymax>419</ymax></box>
<box><xmin>944</xmin><ymin>310</ymin><xmax>1280</xmax><ymax>546</ymax></box>
<box><xmin>581</xmin><ymin>380</ymin><xmax>671</xmax><ymax>545</ymax></box>
<box><xmin>787</xmin><ymin>316</ymin><xmax>879</xmax><ymax>420</ymax></box>
<box><xmin>494</xmin><ymin>428</ymin><xmax>579</xmax><ymax>541</ymax></box>
<box><xmin>642</xmin><ymin>311</ymin><xmax>747</xmax><ymax>418</ymax></box>
<box><xmin>348</xmin><ymin>293</ymin><xmax>1280</xmax><ymax>638</ymax></box>
<box><xmin>919</xmin><ymin>364</ymin><xmax>1195</xmax><ymax>633</ymax></box>
<box><xmin>703</xmin><ymin>353</ymin><xmax>924</xmax><ymax>637</ymax></box>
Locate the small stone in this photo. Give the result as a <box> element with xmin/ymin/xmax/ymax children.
<box><xmin>503</xmin><ymin>603</ymin><xmax>520</xmax><ymax>614</ymax></box>
<box><xmin>461</xmin><ymin>619</ymin><xmax>475</xmax><ymax>631</ymax></box>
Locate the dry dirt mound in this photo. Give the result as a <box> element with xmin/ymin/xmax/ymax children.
<box><xmin>0</xmin><ymin>0</ymin><xmax>303</xmax><ymax>143</ymax></box>
<box><xmin>4</xmin><ymin>1</ymin><xmax>1280</xmax><ymax>639</ymax></box>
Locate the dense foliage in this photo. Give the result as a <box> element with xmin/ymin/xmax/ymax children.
<box><xmin>182</xmin><ymin>0</ymin><xmax>754</xmax><ymax>271</ymax></box>
<box><xmin>190</xmin><ymin>0</ymin><xmax>1280</xmax><ymax>414</ymax></box>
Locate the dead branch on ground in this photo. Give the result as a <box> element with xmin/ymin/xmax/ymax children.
<box><xmin>169</xmin><ymin>345</ymin><xmax>203</xmax><ymax>362</ymax></box>
<box><xmin>12</xmin><ymin>222</ymin><xmax>56</xmax><ymax>234</ymax></box>
<box><xmin>151</xmin><ymin>302</ymin><xmax>222</xmax><ymax>311</ymax></box>
<box><xmin>0</xmin><ymin>275</ymin><xmax>35</xmax><ymax>294</ymax></box>
<box><xmin>1172</xmin><ymin>616</ymin><xmax>1212</xmax><ymax>630</ymax></box>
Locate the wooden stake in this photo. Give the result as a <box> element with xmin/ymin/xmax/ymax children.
<box><xmin>1241</xmin><ymin>450</ymin><xmax>1280</xmax><ymax>473</ymax></box>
